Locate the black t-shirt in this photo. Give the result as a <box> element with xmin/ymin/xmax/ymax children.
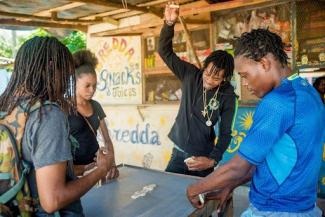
<box><xmin>68</xmin><ymin>100</ymin><xmax>106</xmax><ymax>165</ymax></box>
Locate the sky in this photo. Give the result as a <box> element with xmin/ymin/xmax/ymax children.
<box><xmin>0</xmin><ymin>28</ymin><xmax>34</xmax><ymax>44</ymax></box>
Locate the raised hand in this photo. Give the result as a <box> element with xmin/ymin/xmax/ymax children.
<box><xmin>164</xmin><ymin>1</ymin><xmax>179</xmax><ymax>25</ymax></box>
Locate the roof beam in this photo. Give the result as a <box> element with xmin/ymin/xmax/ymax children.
<box><xmin>0</xmin><ymin>11</ymin><xmax>100</xmax><ymax>25</ymax></box>
<box><xmin>33</xmin><ymin>2</ymin><xmax>86</xmax><ymax>17</ymax></box>
<box><xmin>92</xmin><ymin>21</ymin><xmax>208</xmax><ymax>37</ymax></box>
<box><xmin>0</xmin><ymin>18</ymin><xmax>87</xmax><ymax>32</ymax></box>
<box><xmin>137</xmin><ymin>0</ymin><xmax>169</xmax><ymax>7</ymax></box>
<box><xmin>90</xmin><ymin>15</ymin><xmax>207</xmax><ymax>37</ymax></box>
<box><xmin>70</xmin><ymin>0</ymin><xmax>148</xmax><ymax>13</ymax></box>
<box><xmin>111</xmin><ymin>11</ymin><xmax>143</xmax><ymax>20</ymax></box>
<box><xmin>79</xmin><ymin>9</ymin><xmax>130</xmax><ymax>20</ymax></box>
<box><xmin>69</xmin><ymin>0</ymin><xmax>162</xmax><ymax>17</ymax></box>
<box><xmin>179</xmin><ymin>0</ymin><xmax>288</xmax><ymax>17</ymax></box>
<box><xmin>136</xmin><ymin>0</ymin><xmax>193</xmax><ymax>7</ymax></box>
<box><xmin>92</xmin><ymin>15</ymin><xmax>163</xmax><ymax>36</ymax></box>
<box><xmin>102</xmin><ymin>17</ymin><xmax>119</xmax><ymax>26</ymax></box>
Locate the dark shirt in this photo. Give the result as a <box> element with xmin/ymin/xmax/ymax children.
<box><xmin>68</xmin><ymin>100</ymin><xmax>106</xmax><ymax>165</ymax></box>
<box><xmin>158</xmin><ymin>23</ymin><xmax>237</xmax><ymax>163</ymax></box>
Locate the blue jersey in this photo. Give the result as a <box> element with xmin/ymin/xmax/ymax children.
<box><xmin>238</xmin><ymin>74</ymin><xmax>325</xmax><ymax>212</ymax></box>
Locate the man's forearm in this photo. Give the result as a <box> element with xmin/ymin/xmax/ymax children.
<box><xmin>226</xmin><ymin>166</ymin><xmax>254</xmax><ymax>190</ymax></box>
<box><xmin>188</xmin><ymin>155</ymin><xmax>252</xmax><ymax>195</ymax></box>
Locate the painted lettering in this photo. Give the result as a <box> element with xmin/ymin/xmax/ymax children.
<box><xmin>108</xmin><ymin>124</ymin><xmax>161</xmax><ymax>146</ymax></box>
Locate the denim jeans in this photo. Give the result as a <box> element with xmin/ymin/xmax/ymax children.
<box><xmin>35</xmin><ymin>204</ymin><xmax>85</xmax><ymax>217</ymax></box>
<box><xmin>241</xmin><ymin>204</ymin><xmax>322</xmax><ymax>217</ymax></box>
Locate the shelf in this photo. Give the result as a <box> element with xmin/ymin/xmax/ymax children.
<box><xmin>143</xmin><ymin>101</ymin><xmax>180</xmax><ymax>105</ymax></box>
<box><xmin>143</xmin><ymin>67</ymin><xmax>174</xmax><ymax>76</ymax></box>
<box><xmin>296</xmin><ymin>63</ymin><xmax>325</xmax><ymax>71</ymax></box>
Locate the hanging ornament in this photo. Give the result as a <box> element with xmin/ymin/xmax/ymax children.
<box><xmin>208</xmin><ymin>98</ymin><xmax>219</xmax><ymax>110</ymax></box>
<box><xmin>201</xmin><ymin>108</ymin><xmax>208</xmax><ymax>117</ymax></box>
<box><xmin>202</xmin><ymin>82</ymin><xmax>220</xmax><ymax>127</ymax></box>
<box><xmin>206</xmin><ymin>120</ymin><xmax>212</xmax><ymax>127</ymax></box>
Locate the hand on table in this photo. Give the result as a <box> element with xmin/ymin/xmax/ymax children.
<box><xmin>187</xmin><ymin>184</ymin><xmax>232</xmax><ymax>212</ymax></box>
<box><xmin>96</xmin><ymin>148</ymin><xmax>114</xmax><ymax>178</ymax></box>
<box><xmin>186</xmin><ymin>184</ymin><xmax>204</xmax><ymax>209</ymax></box>
<box><xmin>105</xmin><ymin>164</ymin><xmax>120</xmax><ymax>180</ymax></box>
<box><xmin>205</xmin><ymin>188</ymin><xmax>233</xmax><ymax>213</ymax></box>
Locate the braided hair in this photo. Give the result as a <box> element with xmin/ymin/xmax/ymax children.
<box><xmin>73</xmin><ymin>50</ymin><xmax>98</xmax><ymax>77</ymax></box>
<box><xmin>313</xmin><ymin>76</ymin><xmax>325</xmax><ymax>92</ymax></box>
<box><xmin>0</xmin><ymin>36</ymin><xmax>76</xmax><ymax>114</ymax></box>
<box><xmin>234</xmin><ymin>28</ymin><xmax>288</xmax><ymax>66</ymax></box>
<box><xmin>203</xmin><ymin>50</ymin><xmax>234</xmax><ymax>82</ymax></box>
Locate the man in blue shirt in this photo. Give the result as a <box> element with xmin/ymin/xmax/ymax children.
<box><xmin>187</xmin><ymin>29</ymin><xmax>324</xmax><ymax>216</ymax></box>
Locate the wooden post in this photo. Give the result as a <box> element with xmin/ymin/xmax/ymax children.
<box><xmin>178</xmin><ymin>16</ymin><xmax>202</xmax><ymax>68</ymax></box>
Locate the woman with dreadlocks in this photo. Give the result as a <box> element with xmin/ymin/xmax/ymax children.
<box><xmin>187</xmin><ymin>29</ymin><xmax>324</xmax><ymax>216</ymax></box>
<box><xmin>69</xmin><ymin>49</ymin><xmax>119</xmax><ymax>180</ymax></box>
<box><xmin>159</xmin><ymin>3</ymin><xmax>237</xmax><ymax>177</ymax></box>
<box><xmin>0</xmin><ymin>37</ymin><xmax>113</xmax><ymax>216</ymax></box>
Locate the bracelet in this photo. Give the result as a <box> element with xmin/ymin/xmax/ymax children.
<box><xmin>165</xmin><ymin>20</ymin><xmax>175</xmax><ymax>26</ymax></box>
<box><xmin>213</xmin><ymin>160</ymin><xmax>218</xmax><ymax>167</ymax></box>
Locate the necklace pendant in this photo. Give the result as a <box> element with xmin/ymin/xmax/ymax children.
<box><xmin>201</xmin><ymin>109</ymin><xmax>207</xmax><ymax>117</ymax></box>
<box><xmin>208</xmin><ymin>98</ymin><xmax>219</xmax><ymax>110</ymax></box>
<box><xmin>206</xmin><ymin>120</ymin><xmax>212</xmax><ymax>127</ymax></box>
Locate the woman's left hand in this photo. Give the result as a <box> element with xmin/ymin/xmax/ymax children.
<box><xmin>106</xmin><ymin>165</ymin><xmax>119</xmax><ymax>180</ymax></box>
<box><xmin>105</xmin><ymin>152</ymin><xmax>119</xmax><ymax>180</ymax></box>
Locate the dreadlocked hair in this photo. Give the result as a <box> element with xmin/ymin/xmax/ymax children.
<box><xmin>0</xmin><ymin>36</ymin><xmax>76</xmax><ymax>115</ymax></box>
<box><xmin>313</xmin><ymin>76</ymin><xmax>325</xmax><ymax>93</ymax></box>
<box><xmin>234</xmin><ymin>28</ymin><xmax>288</xmax><ymax>66</ymax></box>
<box><xmin>203</xmin><ymin>50</ymin><xmax>234</xmax><ymax>82</ymax></box>
<box><xmin>73</xmin><ymin>49</ymin><xmax>98</xmax><ymax>77</ymax></box>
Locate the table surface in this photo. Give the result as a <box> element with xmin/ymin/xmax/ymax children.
<box><xmin>81</xmin><ymin>164</ymin><xmax>201</xmax><ymax>217</ymax></box>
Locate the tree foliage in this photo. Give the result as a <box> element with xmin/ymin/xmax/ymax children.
<box><xmin>17</xmin><ymin>28</ymin><xmax>51</xmax><ymax>47</ymax></box>
<box><xmin>61</xmin><ymin>31</ymin><xmax>86</xmax><ymax>53</ymax></box>
<box><xmin>0</xmin><ymin>36</ymin><xmax>13</xmax><ymax>58</ymax></box>
<box><xmin>2</xmin><ymin>28</ymin><xmax>87</xmax><ymax>59</ymax></box>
